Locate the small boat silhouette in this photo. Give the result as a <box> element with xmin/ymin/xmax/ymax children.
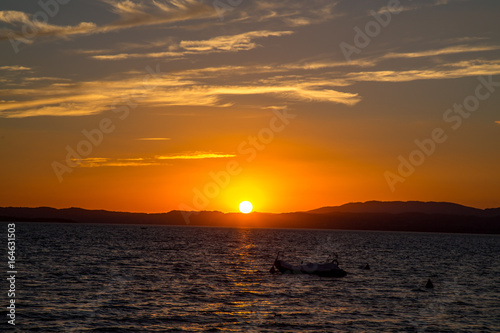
<box><xmin>270</xmin><ymin>252</ymin><xmax>347</xmax><ymax>277</ymax></box>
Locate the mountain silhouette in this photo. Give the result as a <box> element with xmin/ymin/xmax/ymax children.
<box><xmin>1</xmin><ymin>201</ymin><xmax>499</xmax><ymax>234</ymax></box>
<box><xmin>307</xmin><ymin>201</ymin><xmax>499</xmax><ymax>217</ymax></box>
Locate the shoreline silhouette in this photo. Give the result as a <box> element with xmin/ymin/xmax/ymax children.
<box><xmin>2</xmin><ymin>201</ymin><xmax>499</xmax><ymax>234</ymax></box>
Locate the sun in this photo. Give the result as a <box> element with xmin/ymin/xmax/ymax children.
<box><xmin>239</xmin><ymin>201</ymin><xmax>253</xmax><ymax>214</ymax></box>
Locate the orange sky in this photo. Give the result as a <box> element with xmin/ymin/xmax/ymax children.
<box><xmin>1</xmin><ymin>0</ymin><xmax>500</xmax><ymax>213</ymax></box>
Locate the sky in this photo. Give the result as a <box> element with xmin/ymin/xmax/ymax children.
<box><xmin>0</xmin><ymin>0</ymin><xmax>499</xmax><ymax>213</ymax></box>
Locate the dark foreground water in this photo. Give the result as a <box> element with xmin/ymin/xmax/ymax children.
<box><xmin>2</xmin><ymin>223</ymin><xmax>500</xmax><ymax>332</ymax></box>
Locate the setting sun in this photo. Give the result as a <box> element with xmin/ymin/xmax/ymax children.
<box><xmin>239</xmin><ymin>201</ymin><xmax>253</xmax><ymax>214</ymax></box>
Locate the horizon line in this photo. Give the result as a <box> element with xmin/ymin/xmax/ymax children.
<box><xmin>2</xmin><ymin>199</ymin><xmax>499</xmax><ymax>215</ymax></box>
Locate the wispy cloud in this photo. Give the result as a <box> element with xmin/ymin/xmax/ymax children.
<box><xmin>0</xmin><ymin>69</ymin><xmax>73</xmax><ymax>87</ymax></box>
<box><xmin>70</xmin><ymin>151</ymin><xmax>237</xmax><ymax>167</ymax></box>
<box><xmin>0</xmin><ymin>65</ymin><xmax>31</xmax><ymax>71</ymax></box>
<box><xmin>7</xmin><ymin>38</ymin><xmax>498</xmax><ymax>118</ymax></box>
<box><xmin>240</xmin><ymin>0</ymin><xmax>340</xmax><ymax>27</ymax></box>
<box><xmin>137</xmin><ymin>138</ymin><xmax>171</xmax><ymax>141</ymax></box>
<box><xmin>198</xmin><ymin>84</ymin><xmax>359</xmax><ymax>105</ymax></box>
<box><xmin>377</xmin><ymin>0</ymin><xmax>452</xmax><ymax>14</ymax></box>
<box><xmin>23</xmin><ymin>77</ymin><xmax>71</xmax><ymax>82</ymax></box>
<box><xmin>91</xmin><ymin>51</ymin><xmax>180</xmax><ymax>61</ymax></box>
<box><xmin>0</xmin><ymin>66</ymin><xmax>360</xmax><ymax>118</ymax></box>
<box><xmin>0</xmin><ymin>10</ymin><xmax>98</xmax><ymax>41</ymax></box>
<box><xmin>165</xmin><ymin>58</ymin><xmax>371</xmax><ymax>82</ymax></box>
<box><xmin>91</xmin><ymin>30</ymin><xmax>293</xmax><ymax>60</ymax></box>
<box><xmin>0</xmin><ymin>73</ymin><xmax>189</xmax><ymax>117</ymax></box>
<box><xmin>157</xmin><ymin>152</ymin><xmax>236</xmax><ymax>160</ymax></box>
<box><xmin>72</xmin><ymin>157</ymin><xmax>162</xmax><ymax>168</ymax></box>
<box><xmin>347</xmin><ymin>59</ymin><xmax>500</xmax><ymax>83</ymax></box>
<box><xmin>382</xmin><ymin>45</ymin><xmax>500</xmax><ymax>60</ymax></box>
<box><xmin>181</xmin><ymin>30</ymin><xmax>292</xmax><ymax>52</ymax></box>
<box><xmin>0</xmin><ymin>1</ymin><xmax>216</xmax><ymax>42</ymax></box>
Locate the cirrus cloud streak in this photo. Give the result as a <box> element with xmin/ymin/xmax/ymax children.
<box><xmin>0</xmin><ymin>0</ymin><xmax>216</xmax><ymax>42</ymax></box>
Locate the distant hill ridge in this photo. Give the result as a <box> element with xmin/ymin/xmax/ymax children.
<box><xmin>308</xmin><ymin>201</ymin><xmax>500</xmax><ymax>217</ymax></box>
<box><xmin>1</xmin><ymin>201</ymin><xmax>499</xmax><ymax>234</ymax></box>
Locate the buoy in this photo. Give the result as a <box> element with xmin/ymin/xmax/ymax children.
<box><xmin>425</xmin><ymin>278</ymin><xmax>434</xmax><ymax>289</ymax></box>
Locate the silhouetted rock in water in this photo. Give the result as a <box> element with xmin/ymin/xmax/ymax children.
<box><xmin>359</xmin><ymin>263</ymin><xmax>370</xmax><ymax>270</ymax></box>
<box><xmin>425</xmin><ymin>279</ymin><xmax>434</xmax><ymax>289</ymax></box>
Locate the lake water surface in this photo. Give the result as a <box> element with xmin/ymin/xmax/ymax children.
<box><xmin>6</xmin><ymin>223</ymin><xmax>500</xmax><ymax>332</ymax></box>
